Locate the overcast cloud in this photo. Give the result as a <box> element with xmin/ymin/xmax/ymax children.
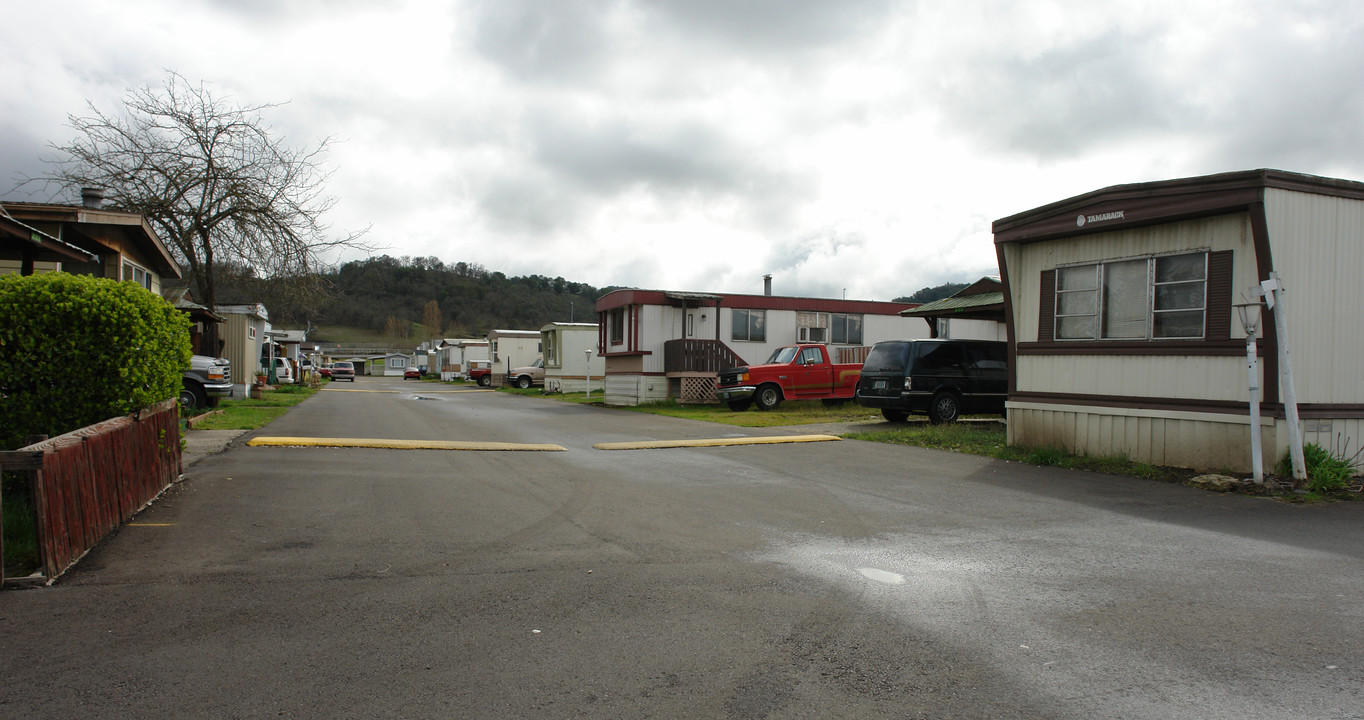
<box><xmin>4</xmin><ymin>0</ymin><xmax>1363</xmax><ymax>301</ymax></box>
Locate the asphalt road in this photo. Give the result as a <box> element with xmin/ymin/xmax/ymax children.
<box><xmin>2</xmin><ymin>377</ymin><xmax>1362</xmax><ymax>719</ymax></box>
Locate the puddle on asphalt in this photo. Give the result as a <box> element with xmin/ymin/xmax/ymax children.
<box><xmin>857</xmin><ymin>567</ymin><xmax>906</xmax><ymax>585</ymax></box>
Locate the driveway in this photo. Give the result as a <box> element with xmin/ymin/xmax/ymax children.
<box><xmin>2</xmin><ymin>377</ymin><xmax>1361</xmax><ymax>719</ymax></box>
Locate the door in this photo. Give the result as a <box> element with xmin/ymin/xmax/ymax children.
<box><xmin>791</xmin><ymin>346</ymin><xmax>831</xmax><ymax>398</ymax></box>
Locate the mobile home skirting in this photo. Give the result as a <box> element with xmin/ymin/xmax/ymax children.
<box><xmin>1008</xmin><ymin>400</ymin><xmax>1364</xmax><ymax>473</ymax></box>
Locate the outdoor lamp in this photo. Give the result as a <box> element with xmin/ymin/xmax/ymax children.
<box><xmin>1233</xmin><ymin>300</ymin><xmax>1265</xmax><ymax>483</ymax></box>
<box><xmin>1234</xmin><ymin>301</ymin><xmax>1261</xmax><ymax>337</ymax></box>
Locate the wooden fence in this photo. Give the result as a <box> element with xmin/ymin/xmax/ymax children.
<box><xmin>0</xmin><ymin>399</ymin><xmax>181</xmax><ymax>586</ymax></box>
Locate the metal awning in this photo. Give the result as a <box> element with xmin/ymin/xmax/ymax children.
<box><xmin>0</xmin><ymin>211</ymin><xmax>99</xmax><ymax>264</ymax></box>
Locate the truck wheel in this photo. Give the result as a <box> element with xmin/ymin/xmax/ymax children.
<box><xmin>478</xmin><ymin>374</ymin><xmax>492</xmax><ymax>387</ymax></box>
<box><xmin>727</xmin><ymin>400</ymin><xmax>752</xmax><ymax>412</ymax></box>
<box><xmin>881</xmin><ymin>409</ymin><xmax>908</xmax><ymax>423</ymax></box>
<box><xmin>928</xmin><ymin>392</ymin><xmax>961</xmax><ymax>424</ymax></box>
<box><xmin>516</xmin><ymin>375</ymin><xmax>532</xmax><ymax>389</ymax></box>
<box><xmin>179</xmin><ymin>381</ymin><xmax>206</xmax><ymax>414</ymax></box>
<box><xmin>754</xmin><ymin>384</ymin><xmax>782</xmax><ymax>411</ymax></box>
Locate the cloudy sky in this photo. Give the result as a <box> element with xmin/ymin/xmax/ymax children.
<box><xmin>4</xmin><ymin>1</ymin><xmax>1362</xmax><ymax>301</ymax></box>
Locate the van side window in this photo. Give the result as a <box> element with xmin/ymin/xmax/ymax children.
<box><xmin>916</xmin><ymin>344</ymin><xmax>963</xmax><ymax>370</ymax></box>
<box><xmin>967</xmin><ymin>345</ymin><xmax>1007</xmax><ymax>371</ymax></box>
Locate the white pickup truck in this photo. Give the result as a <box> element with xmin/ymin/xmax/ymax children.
<box><xmin>181</xmin><ymin>355</ymin><xmax>232</xmax><ymax>412</ymax></box>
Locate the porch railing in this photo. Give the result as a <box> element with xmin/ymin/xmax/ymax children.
<box><xmin>663</xmin><ymin>339</ymin><xmax>747</xmax><ymax>375</ymax></box>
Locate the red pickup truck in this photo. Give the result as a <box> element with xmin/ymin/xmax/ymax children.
<box><xmin>715</xmin><ymin>344</ymin><xmax>862</xmax><ymax>411</ymax></box>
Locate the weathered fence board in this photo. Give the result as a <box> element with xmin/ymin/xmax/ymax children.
<box><xmin>4</xmin><ymin>400</ymin><xmax>181</xmax><ymax>585</ymax></box>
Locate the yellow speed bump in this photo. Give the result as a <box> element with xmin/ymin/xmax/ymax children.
<box><xmin>248</xmin><ymin>436</ymin><xmax>565</xmax><ymax>451</ymax></box>
<box><xmin>593</xmin><ymin>434</ymin><xmax>841</xmax><ymax>450</ymax></box>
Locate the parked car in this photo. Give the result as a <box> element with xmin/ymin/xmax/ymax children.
<box><xmin>330</xmin><ymin>361</ymin><xmax>355</xmax><ymax>382</ymax></box>
<box><xmin>506</xmin><ymin>358</ymin><xmax>545</xmax><ymax>389</ymax></box>
<box><xmin>854</xmin><ymin>339</ymin><xmax>1008</xmax><ymax>423</ymax></box>
<box><xmin>181</xmin><ymin>354</ymin><xmax>232</xmax><ymax>413</ymax></box>
<box><xmin>318</xmin><ymin>364</ymin><xmax>333</xmax><ymax>378</ymax></box>
<box><xmin>404</xmin><ymin>366</ymin><xmax>422</xmax><ymax>380</ymax></box>
<box><xmin>267</xmin><ymin>356</ymin><xmax>295</xmax><ymax>384</ymax></box>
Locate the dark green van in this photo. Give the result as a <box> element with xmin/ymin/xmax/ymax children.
<box><xmin>854</xmin><ymin>339</ymin><xmax>1007</xmax><ymax>423</ymax></box>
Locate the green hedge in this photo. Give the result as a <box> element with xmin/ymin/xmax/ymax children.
<box><xmin>0</xmin><ymin>273</ymin><xmax>190</xmax><ymax>450</ymax></box>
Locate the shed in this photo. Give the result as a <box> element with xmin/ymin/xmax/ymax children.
<box><xmin>436</xmin><ymin>338</ymin><xmax>490</xmax><ymax>381</ymax></box>
<box><xmin>994</xmin><ymin>168</ymin><xmax>1364</xmax><ymax>473</ymax></box>
<box><xmin>217</xmin><ymin>304</ymin><xmax>270</xmax><ymax>396</ymax></box>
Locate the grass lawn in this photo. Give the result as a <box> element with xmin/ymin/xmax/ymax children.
<box><xmin>188</xmin><ymin>383</ymin><xmax>319</xmax><ymax>430</ymax></box>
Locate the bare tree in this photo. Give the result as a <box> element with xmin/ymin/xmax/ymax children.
<box><xmin>422</xmin><ymin>300</ymin><xmax>443</xmax><ymax>346</ymax></box>
<box><xmin>31</xmin><ymin>71</ymin><xmax>369</xmax><ymax>346</ymax></box>
<box><xmin>384</xmin><ymin>315</ymin><xmax>410</xmax><ymax>343</ymax></box>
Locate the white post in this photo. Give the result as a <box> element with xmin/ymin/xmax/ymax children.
<box><xmin>1245</xmin><ymin>334</ymin><xmax>1264</xmax><ymax>483</ymax></box>
<box><xmin>1265</xmin><ymin>273</ymin><xmax>1307</xmax><ymax>482</ymax></box>
<box><xmin>585</xmin><ymin>348</ymin><xmax>593</xmax><ymax>399</ymax></box>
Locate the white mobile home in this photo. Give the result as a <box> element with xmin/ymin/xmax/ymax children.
<box><xmin>541</xmin><ymin>322</ymin><xmax>604</xmax><ymax>393</ymax></box>
<box><xmin>487</xmin><ymin>329</ymin><xmax>542</xmax><ymax>385</ymax></box>
<box><xmin>368</xmin><ymin>352</ymin><xmax>412</xmax><ymax>377</ymax></box>
<box><xmin>594</xmin><ymin>288</ymin><xmax>929</xmax><ymax>406</ymax></box>
<box><xmin>995</xmin><ymin>168</ymin><xmax>1364</xmax><ymax>473</ymax></box>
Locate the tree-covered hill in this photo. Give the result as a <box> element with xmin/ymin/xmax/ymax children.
<box><xmin>216</xmin><ymin>255</ymin><xmax>609</xmax><ymax>340</ymax></box>
<box><xmin>214</xmin><ymin>255</ymin><xmax>981</xmax><ymax>341</ymax></box>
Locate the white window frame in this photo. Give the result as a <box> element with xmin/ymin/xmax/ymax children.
<box><xmin>796</xmin><ymin>312</ymin><xmax>827</xmax><ymax>343</ymax></box>
<box><xmin>1054</xmin><ymin>251</ymin><xmax>1208</xmax><ymax>341</ymax></box>
<box><xmin>122</xmin><ymin>260</ymin><xmax>152</xmax><ymax>289</ymax></box>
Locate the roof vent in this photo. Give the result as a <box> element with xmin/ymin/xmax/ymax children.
<box><xmin>763</xmin><ymin>274</ymin><xmax>772</xmax><ymax>296</ymax></box>
<box><xmin>80</xmin><ymin>187</ymin><xmax>105</xmax><ymax>209</ymax></box>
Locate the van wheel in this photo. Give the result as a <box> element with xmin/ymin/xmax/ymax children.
<box><xmin>754</xmin><ymin>384</ymin><xmax>782</xmax><ymax>411</ymax></box>
<box><xmin>881</xmin><ymin>409</ymin><xmax>908</xmax><ymax>423</ymax></box>
<box><xmin>726</xmin><ymin>400</ymin><xmax>752</xmax><ymax>412</ymax></box>
<box><xmin>928</xmin><ymin>392</ymin><xmax>961</xmax><ymax>424</ymax></box>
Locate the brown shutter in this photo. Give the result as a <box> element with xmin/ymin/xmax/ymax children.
<box><xmin>1037</xmin><ymin>269</ymin><xmax>1056</xmax><ymax>343</ymax></box>
<box><xmin>1206</xmin><ymin>250</ymin><xmax>1233</xmax><ymax>340</ymax></box>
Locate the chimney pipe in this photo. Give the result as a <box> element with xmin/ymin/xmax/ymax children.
<box><xmin>763</xmin><ymin>274</ymin><xmax>772</xmax><ymax>296</ymax></box>
<box><xmin>80</xmin><ymin>187</ymin><xmax>105</xmax><ymax>209</ymax></box>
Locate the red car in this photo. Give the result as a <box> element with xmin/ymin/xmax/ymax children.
<box><xmin>403</xmin><ymin>366</ymin><xmax>421</xmax><ymax>380</ymax></box>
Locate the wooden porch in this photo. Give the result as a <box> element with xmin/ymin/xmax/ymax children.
<box><xmin>663</xmin><ymin>339</ymin><xmax>748</xmax><ymax>404</ymax></box>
